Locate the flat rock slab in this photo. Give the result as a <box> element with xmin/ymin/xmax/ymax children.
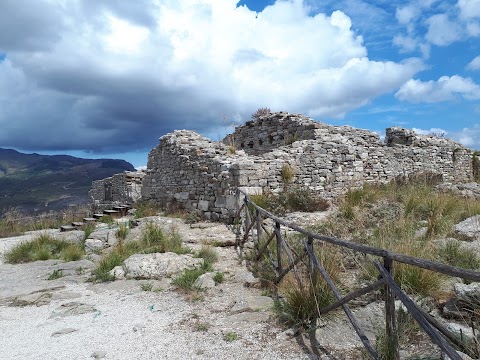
<box><xmin>51</xmin><ymin>328</ymin><xmax>78</xmax><ymax>337</ymax></box>
<box><xmin>231</xmin><ymin>295</ymin><xmax>274</xmax><ymax>313</ymax></box>
<box><xmin>123</xmin><ymin>252</ymin><xmax>203</xmax><ymax>279</ymax></box>
<box><xmin>50</xmin><ymin>302</ymin><xmax>97</xmax><ymax>318</ymax></box>
<box><xmin>454</xmin><ymin>215</ymin><xmax>480</xmax><ymax>241</ymax></box>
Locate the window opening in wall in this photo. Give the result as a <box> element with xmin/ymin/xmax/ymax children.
<box><xmin>258</xmin><ymin>139</ymin><xmax>263</xmax><ymax>146</ymax></box>
<box><xmin>248</xmin><ymin>141</ymin><xmax>254</xmax><ymax>148</ymax></box>
<box><xmin>240</xmin><ymin>143</ymin><xmax>245</xmax><ymax>149</ymax></box>
<box><xmin>452</xmin><ymin>148</ymin><xmax>461</xmax><ymax>163</ymax></box>
<box><xmin>269</xmin><ymin>135</ymin><xmax>274</xmax><ymax>144</ymax></box>
<box><xmin>104</xmin><ymin>183</ymin><xmax>113</xmax><ymax>201</ymax></box>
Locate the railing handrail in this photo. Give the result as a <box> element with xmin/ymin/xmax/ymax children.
<box><xmin>238</xmin><ymin>189</ymin><xmax>480</xmax><ymax>282</ymax></box>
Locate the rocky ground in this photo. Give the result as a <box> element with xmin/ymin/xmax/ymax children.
<box><xmin>0</xmin><ymin>214</ymin><xmax>344</xmax><ymax>360</ymax></box>
<box><xmin>1</xmin><ymin>210</ymin><xmax>479</xmax><ymax>360</ymax></box>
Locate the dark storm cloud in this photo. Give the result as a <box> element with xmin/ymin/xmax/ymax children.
<box><xmin>0</xmin><ymin>0</ymin><xmax>65</xmax><ymax>52</ymax></box>
<box><xmin>0</xmin><ymin>0</ymin><xmax>423</xmax><ymax>155</ymax></box>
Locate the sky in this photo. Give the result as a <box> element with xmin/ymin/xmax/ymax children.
<box><xmin>0</xmin><ymin>0</ymin><xmax>479</xmax><ymax>168</ymax></box>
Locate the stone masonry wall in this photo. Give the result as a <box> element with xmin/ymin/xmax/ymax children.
<box><xmin>141</xmin><ymin>131</ymin><xmax>264</xmax><ymax>220</ymax></box>
<box><xmin>89</xmin><ymin>170</ymin><xmax>145</xmax><ymax>206</ymax></box>
<box><xmin>96</xmin><ymin>112</ymin><xmax>473</xmax><ymax>220</ymax></box>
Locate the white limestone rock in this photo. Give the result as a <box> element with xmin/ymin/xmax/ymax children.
<box><xmin>123</xmin><ymin>253</ymin><xmax>202</xmax><ymax>279</ymax></box>
<box><xmin>454</xmin><ymin>215</ymin><xmax>480</xmax><ymax>241</ymax></box>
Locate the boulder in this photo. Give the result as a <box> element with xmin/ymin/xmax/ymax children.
<box><xmin>193</xmin><ymin>272</ymin><xmax>216</xmax><ymax>290</ymax></box>
<box><xmin>84</xmin><ymin>239</ymin><xmax>103</xmax><ymax>253</ymax></box>
<box><xmin>454</xmin><ymin>216</ymin><xmax>480</xmax><ymax>241</ymax></box>
<box><xmin>123</xmin><ymin>253</ymin><xmax>202</xmax><ymax>279</ymax></box>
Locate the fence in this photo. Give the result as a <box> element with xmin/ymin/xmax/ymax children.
<box><xmin>234</xmin><ymin>189</ymin><xmax>480</xmax><ymax>360</ymax></box>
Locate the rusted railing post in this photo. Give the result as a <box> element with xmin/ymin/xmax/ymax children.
<box><xmin>256</xmin><ymin>209</ymin><xmax>263</xmax><ymax>249</ymax></box>
<box><xmin>384</xmin><ymin>257</ymin><xmax>399</xmax><ymax>360</ymax></box>
<box><xmin>275</xmin><ymin>221</ymin><xmax>283</xmax><ymax>274</ymax></box>
<box><xmin>244</xmin><ymin>197</ymin><xmax>250</xmax><ymax>239</ymax></box>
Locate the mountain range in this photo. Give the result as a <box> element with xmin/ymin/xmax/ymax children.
<box><xmin>0</xmin><ymin>148</ymin><xmax>135</xmax><ymax>216</ymax></box>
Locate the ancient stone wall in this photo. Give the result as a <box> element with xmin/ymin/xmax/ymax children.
<box><xmin>89</xmin><ymin>170</ymin><xmax>145</xmax><ymax>206</ymax></box>
<box><xmin>141</xmin><ymin>131</ymin><xmax>263</xmax><ymax>220</ymax></box>
<box><xmin>94</xmin><ymin>111</ymin><xmax>473</xmax><ymax>220</ymax></box>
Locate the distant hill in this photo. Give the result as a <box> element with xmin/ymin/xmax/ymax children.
<box><xmin>0</xmin><ymin>148</ymin><xmax>135</xmax><ymax>216</ymax></box>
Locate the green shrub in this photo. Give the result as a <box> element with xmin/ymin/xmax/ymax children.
<box><xmin>223</xmin><ymin>332</ymin><xmax>240</xmax><ymax>342</ymax></box>
<box><xmin>47</xmin><ymin>269</ymin><xmax>63</xmax><ymax>280</ymax></box>
<box><xmin>83</xmin><ymin>222</ymin><xmax>96</xmax><ymax>240</ymax></box>
<box><xmin>213</xmin><ymin>271</ymin><xmax>224</xmax><ymax>284</ymax></box>
<box><xmin>172</xmin><ymin>265</ymin><xmax>209</xmax><ymax>291</ymax></box>
<box><xmin>280</xmin><ymin>164</ymin><xmax>294</xmax><ymax>185</ymax></box>
<box><xmin>90</xmin><ymin>251</ymin><xmax>125</xmax><ymax>282</ymax></box>
<box><xmin>89</xmin><ymin>223</ymin><xmax>189</xmax><ymax>282</ymax></box>
<box><xmin>275</xmin><ymin>272</ymin><xmax>335</xmax><ymax>329</ymax></box>
<box><xmin>195</xmin><ymin>246</ymin><xmax>218</xmax><ymax>266</ymax></box>
<box><xmin>4</xmin><ymin>233</ymin><xmax>85</xmax><ymax>264</ymax></box>
<box><xmin>437</xmin><ymin>240</ymin><xmax>480</xmax><ymax>270</ymax></box>
<box><xmin>134</xmin><ymin>201</ymin><xmax>159</xmax><ymax>218</ymax></box>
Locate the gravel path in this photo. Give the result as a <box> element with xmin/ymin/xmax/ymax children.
<box><xmin>0</xmin><ymin>219</ymin><xmax>314</xmax><ymax>360</ymax></box>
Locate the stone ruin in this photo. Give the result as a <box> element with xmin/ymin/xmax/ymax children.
<box><xmin>90</xmin><ymin>112</ymin><xmax>474</xmax><ymax>220</ymax></box>
<box><xmin>89</xmin><ymin>170</ymin><xmax>145</xmax><ymax>206</ymax></box>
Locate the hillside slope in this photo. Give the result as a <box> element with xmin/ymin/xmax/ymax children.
<box><xmin>0</xmin><ymin>148</ymin><xmax>135</xmax><ymax>215</ymax></box>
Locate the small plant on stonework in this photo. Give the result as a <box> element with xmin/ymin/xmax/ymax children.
<box><xmin>195</xmin><ymin>246</ymin><xmax>218</xmax><ymax>266</ymax></box>
<box><xmin>227</xmin><ymin>145</ymin><xmax>236</xmax><ymax>154</ymax></box>
<box><xmin>83</xmin><ymin>222</ymin><xmax>96</xmax><ymax>240</ymax></box>
<box><xmin>473</xmin><ymin>151</ymin><xmax>480</xmax><ymax>182</ymax></box>
<box><xmin>213</xmin><ymin>271</ymin><xmax>225</xmax><ymax>285</ymax></box>
<box><xmin>47</xmin><ymin>269</ymin><xmax>63</xmax><ymax>280</ymax></box>
<box><xmin>284</xmin><ymin>134</ymin><xmax>299</xmax><ymax>145</ymax></box>
<box><xmin>194</xmin><ymin>322</ymin><xmax>210</xmax><ymax>332</ymax></box>
<box><xmin>280</xmin><ymin>163</ymin><xmax>294</xmax><ymax>186</ymax></box>
<box><xmin>252</xmin><ymin>107</ymin><xmax>271</xmax><ymax>119</ymax></box>
<box><xmin>140</xmin><ymin>282</ymin><xmax>154</xmax><ymax>291</ymax></box>
<box><xmin>223</xmin><ymin>331</ymin><xmax>240</xmax><ymax>342</ymax></box>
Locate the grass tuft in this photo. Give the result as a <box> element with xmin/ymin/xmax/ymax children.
<box><xmin>4</xmin><ymin>233</ymin><xmax>85</xmax><ymax>264</ymax></box>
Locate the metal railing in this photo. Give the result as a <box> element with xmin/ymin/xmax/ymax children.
<box><xmin>234</xmin><ymin>189</ymin><xmax>480</xmax><ymax>360</ymax></box>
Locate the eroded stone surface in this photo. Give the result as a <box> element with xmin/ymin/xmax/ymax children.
<box><xmin>454</xmin><ymin>215</ymin><xmax>480</xmax><ymax>241</ymax></box>
<box><xmin>123</xmin><ymin>252</ymin><xmax>202</xmax><ymax>279</ymax></box>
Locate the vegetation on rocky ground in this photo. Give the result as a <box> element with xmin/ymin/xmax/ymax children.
<box><xmin>90</xmin><ymin>223</ymin><xmax>190</xmax><ymax>282</ymax></box>
<box><xmin>172</xmin><ymin>246</ymin><xmax>219</xmax><ymax>292</ymax></box>
<box><xmin>4</xmin><ymin>232</ymin><xmax>84</xmax><ymax>263</ymax></box>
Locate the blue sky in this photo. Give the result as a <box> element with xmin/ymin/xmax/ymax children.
<box><xmin>0</xmin><ymin>0</ymin><xmax>479</xmax><ymax>168</ymax></box>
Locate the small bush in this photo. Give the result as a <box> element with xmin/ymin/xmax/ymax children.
<box><xmin>223</xmin><ymin>332</ymin><xmax>240</xmax><ymax>342</ymax></box>
<box><xmin>83</xmin><ymin>223</ymin><xmax>96</xmax><ymax>240</ymax></box>
<box><xmin>172</xmin><ymin>266</ymin><xmax>207</xmax><ymax>291</ymax></box>
<box><xmin>47</xmin><ymin>269</ymin><xmax>63</xmax><ymax>280</ymax></box>
<box><xmin>89</xmin><ymin>224</ymin><xmax>189</xmax><ymax>282</ymax></box>
<box><xmin>140</xmin><ymin>282</ymin><xmax>154</xmax><ymax>291</ymax></box>
<box><xmin>437</xmin><ymin>240</ymin><xmax>480</xmax><ymax>270</ymax></box>
<box><xmin>134</xmin><ymin>201</ymin><xmax>159</xmax><ymax>218</ymax></box>
<box><xmin>141</xmin><ymin>223</ymin><xmax>189</xmax><ymax>254</ymax></box>
<box><xmin>4</xmin><ymin>233</ymin><xmax>85</xmax><ymax>264</ymax></box>
<box><xmin>252</xmin><ymin>107</ymin><xmax>271</xmax><ymax>119</ymax></box>
<box><xmin>61</xmin><ymin>244</ymin><xmax>84</xmax><ymax>262</ymax></box>
<box><xmin>90</xmin><ymin>251</ymin><xmax>125</xmax><ymax>282</ymax></box>
<box><xmin>195</xmin><ymin>246</ymin><xmax>218</xmax><ymax>266</ymax></box>
<box><xmin>275</xmin><ymin>273</ymin><xmax>335</xmax><ymax>329</ymax></box>
<box><xmin>213</xmin><ymin>271</ymin><xmax>224</xmax><ymax>284</ymax></box>
<box><xmin>194</xmin><ymin>322</ymin><xmax>210</xmax><ymax>332</ymax></box>
<box><xmin>280</xmin><ymin>164</ymin><xmax>294</xmax><ymax>186</ymax></box>
<box><xmin>278</xmin><ymin>186</ymin><xmax>330</xmax><ymax>213</ymax></box>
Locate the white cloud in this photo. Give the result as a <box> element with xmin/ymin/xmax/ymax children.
<box><xmin>0</xmin><ymin>0</ymin><xmax>425</xmax><ymax>152</ymax></box>
<box><xmin>426</xmin><ymin>14</ymin><xmax>462</xmax><ymax>46</ymax></box>
<box><xmin>393</xmin><ymin>35</ymin><xmax>430</xmax><ymax>58</ymax></box>
<box><xmin>452</xmin><ymin>124</ymin><xmax>480</xmax><ymax>149</ymax></box>
<box><xmin>467</xmin><ymin>55</ymin><xmax>480</xmax><ymax>70</ymax></box>
<box><xmin>395</xmin><ymin>75</ymin><xmax>480</xmax><ymax>103</ymax></box>
<box><xmin>396</xmin><ymin>5</ymin><xmax>419</xmax><ymax>25</ymax></box>
<box><xmin>458</xmin><ymin>0</ymin><xmax>480</xmax><ymax>20</ymax></box>
<box><xmin>412</xmin><ymin>127</ymin><xmax>447</xmax><ymax>135</ymax></box>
